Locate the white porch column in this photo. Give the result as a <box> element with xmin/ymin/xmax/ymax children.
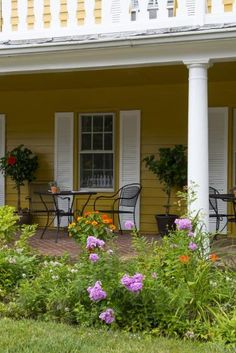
<box><xmin>186</xmin><ymin>62</ymin><xmax>210</xmax><ymax>231</ymax></box>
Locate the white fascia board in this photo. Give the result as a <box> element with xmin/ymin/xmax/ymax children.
<box><xmin>1</xmin><ymin>29</ymin><xmax>236</xmax><ymax>74</ymax></box>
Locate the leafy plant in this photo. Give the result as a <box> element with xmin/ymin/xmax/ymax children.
<box><xmin>68</xmin><ymin>211</ymin><xmax>116</xmax><ymax>244</ymax></box>
<box><xmin>0</xmin><ymin>145</ymin><xmax>38</xmax><ymax>212</ymax></box>
<box><xmin>143</xmin><ymin>145</ymin><xmax>187</xmax><ymax>214</ymax></box>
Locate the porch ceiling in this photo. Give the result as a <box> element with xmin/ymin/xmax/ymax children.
<box><xmin>0</xmin><ymin>62</ymin><xmax>235</xmax><ymax>91</ymax></box>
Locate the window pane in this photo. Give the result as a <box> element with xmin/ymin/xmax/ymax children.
<box><xmin>93</xmin><ymin>154</ymin><xmax>104</xmax><ymax>169</ymax></box>
<box><xmin>81</xmin><ymin>116</ymin><xmax>92</xmax><ymax>132</ymax></box>
<box><xmin>81</xmin><ymin>134</ymin><xmax>91</xmax><ymax>150</ymax></box>
<box><xmin>104</xmin><ymin>133</ymin><xmax>113</xmax><ymax>150</ymax></box>
<box><xmin>93</xmin><ymin>116</ymin><xmax>103</xmax><ymax>132</ymax></box>
<box><xmin>81</xmin><ymin>154</ymin><xmax>92</xmax><ymax>170</ymax></box>
<box><xmin>93</xmin><ymin>134</ymin><xmax>103</xmax><ymax>149</ymax></box>
<box><xmin>104</xmin><ymin>116</ymin><xmax>113</xmax><ymax>132</ymax></box>
<box><xmin>105</xmin><ymin>154</ymin><xmax>113</xmax><ymax>170</ymax></box>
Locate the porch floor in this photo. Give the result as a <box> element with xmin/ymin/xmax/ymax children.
<box><xmin>28</xmin><ymin>229</ymin><xmax>236</xmax><ymax>265</ymax></box>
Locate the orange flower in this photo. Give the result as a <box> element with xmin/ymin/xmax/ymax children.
<box><xmin>84</xmin><ymin>211</ymin><xmax>92</xmax><ymax>217</ymax></box>
<box><xmin>103</xmin><ymin>217</ymin><xmax>113</xmax><ymax>224</ymax></box>
<box><xmin>102</xmin><ymin>214</ymin><xmax>109</xmax><ymax>220</ymax></box>
<box><xmin>109</xmin><ymin>224</ymin><xmax>116</xmax><ymax>231</ymax></box>
<box><xmin>209</xmin><ymin>253</ymin><xmax>219</xmax><ymax>262</ymax></box>
<box><xmin>91</xmin><ymin>220</ymin><xmax>98</xmax><ymax>226</ymax></box>
<box><xmin>179</xmin><ymin>255</ymin><xmax>190</xmax><ymax>264</ymax></box>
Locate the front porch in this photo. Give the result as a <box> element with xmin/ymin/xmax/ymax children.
<box><xmin>1</xmin><ymin>62</ymin><xmax>236</xmax><ymax>233</ymax></box>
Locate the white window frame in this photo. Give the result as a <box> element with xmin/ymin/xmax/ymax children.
<box><xmin>79</xmin><ymin>112</ymin><xmax>115</xmax><ymax>192</ymax></box>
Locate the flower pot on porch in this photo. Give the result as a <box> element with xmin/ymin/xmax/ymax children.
<box><xmin>155</xmin><ymin>214</ymin><xmax>178</xmax><ymax>237</ymax></box>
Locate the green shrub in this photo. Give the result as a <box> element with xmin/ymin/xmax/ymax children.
<box><xmin>0</xmin><ymin>205</ymin><xmax>235</xmax><ymax>347</ymax></box>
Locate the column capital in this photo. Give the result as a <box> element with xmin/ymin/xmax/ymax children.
<box><xmin>183</xmin><ymin>59</ymin><xmax>212</xmax><ymax>70</ymax></box>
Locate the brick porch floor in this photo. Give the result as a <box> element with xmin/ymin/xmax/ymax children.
<box><xmin>29</xmin><ymin>229</ymin><xmax>158</xmax><ymax>259</ymax></box>
<box><xmin>28</xmin><ymin>228</ymin><xmax>236</xmax><ymax>263</ymax></box>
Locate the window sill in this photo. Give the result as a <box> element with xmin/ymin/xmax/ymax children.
<box><xmin>79</xmin><ymin>188</ymin><xmax>114</xmax><ymax>193</ymax></box>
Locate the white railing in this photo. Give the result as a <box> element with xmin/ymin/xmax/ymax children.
<box><xmin>0</xmin><ymin>0</ymin><xmax>235</xmax><ymax>42</ymax></box>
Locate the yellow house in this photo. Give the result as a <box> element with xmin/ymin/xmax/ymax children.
<box><xmin>0</xmin><ymin>0</ymin><xmax>236</xmax><ymax>234</ymax></box>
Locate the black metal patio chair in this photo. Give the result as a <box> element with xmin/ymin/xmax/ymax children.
<box><xmin>93</xmin><ymin>183</ymin><xmax>142</xmax><ymax>232</ymax></box>
<box><xmin>27</xmin><ymin>182</ymin><xmax>72</xmax><ymax>241</ymax></box>
<box><xmin>209</xmin><ymin>186</ymin><xmax>236</xmax><ymax>234</ymax></box>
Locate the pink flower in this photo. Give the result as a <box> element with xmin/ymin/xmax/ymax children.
<box><xmin>87</xmin><ymin>281</ymin><xmax>107</xmax><ymax>302</ymax></box>
<box><xmin>121</xmin><ymin>273</ymin><xmax>144</xmax><ymax>293</ymax></box>
<box><xmin>175</xmin><ymin>218</ymin><xmax>192</xmax><ymax>231</ymax></box>
<box><xmin>86</xmin><ymin>236</ymin><xmax>105</xmax><ymax>250</ymax></box>
<box><xmin>188</xmin><ymin>242</ymin><xmax>198</xmax><ymax>251</ymax></box>
<box><xmin>124</xmin><ymin>220</ymin><xmax>134</xmax><ymax>230</ymax></box>
<box><xmin>89</xmin><ymin>253</ymin><xmax>99</xmax><ymax>262</ymax></box>
<box><xmin>99</xmin><ymin>308</ymin><xmax>115</xmax><ymax>324</ymax></box>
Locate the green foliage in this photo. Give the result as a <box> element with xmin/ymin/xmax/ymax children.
<box><xmin>0</xmin><ymin>206</ymin><xmax>19</xmax><ymax>244</ymax></box>
<box><xmin>0</xmin><ymin>204</ymin><xmax>235</xmax><ymax>347</ymax></box>
<box><xmin>143</xmin><ymin>145</ymin><xmax>187</xmax><ymax>214</ymax></box>
<box><xmin>0</xmin><ymin>144</ymin><xmax>38</xmax><ymax>211</ymax></box>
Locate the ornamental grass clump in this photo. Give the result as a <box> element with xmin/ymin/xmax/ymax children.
<box><xmin>68</xmin><ymin>211</ymin><xmax>115</xmax><ymax>244</ymax></box>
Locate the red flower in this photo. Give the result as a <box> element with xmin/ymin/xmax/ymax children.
<box><xmin>7</xmin><ymin>156</ymin><xmax>17</xmax><ymax>166</ymax></box>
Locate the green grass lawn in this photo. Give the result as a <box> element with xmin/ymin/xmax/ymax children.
<box><xmin>0</xmin><ymin>318</ymin><xmax>234</xmax><ymax>353</ymax></box>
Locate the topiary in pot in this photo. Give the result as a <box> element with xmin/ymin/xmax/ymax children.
<box><xmin>0</xmin><ymin>144</ymin><xmax>38</xmax><ymax>222</ymax></box>
<box><xmin>143</xmin><ymin>144</ymin><xmax>187</xmax><ymax>235</ymax></box>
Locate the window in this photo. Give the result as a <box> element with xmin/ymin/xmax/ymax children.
<box><xmin>79</xmin><ymin>113</ymin><xmax>114</xmax><ymax>190</ymax></box>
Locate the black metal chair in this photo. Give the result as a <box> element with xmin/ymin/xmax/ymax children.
<box><xmin>209</xmin><ymin>186</ymin><xmax>236</xmax><ymax>233</ymax></box>
<box><xmin>27</xmin><ymin>182</ymin><xmax>72</xmax><ymax>241</ymax></box>
<box><xmin>93</xmin><ymin>183</ymin><xmax>142</xmax><ymax>232</ymax></box>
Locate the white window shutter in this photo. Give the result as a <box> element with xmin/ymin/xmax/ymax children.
<box><xmin>54</xmin><ymin>112</ymin><xmax>74</xmax><ymax>227</ymax></box>
<box><xmin>0</xmin><ymin>114</ymin><xmax>5</xmax><ymax>207</ymax></box>
<box><xmin>119</xmin><ymin>110</ymin><xmax>141</xmax><ymax>229</ymax></box>
<box><xmin>209</xmin><ymin>107</ymin><xmax>228</xmax><ymax>233</ymax></box>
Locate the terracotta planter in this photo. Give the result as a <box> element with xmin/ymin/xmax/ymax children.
<box><xmin>155</xmin><ymin>214</ymin><xmax>178</xmax><ymax>237</ymax></box>
<box><xmin>51</xmin><ymin>186</ymin><xmax>58</xmax><ymax>193</ymax></box>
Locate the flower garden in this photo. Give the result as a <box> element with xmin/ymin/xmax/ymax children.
<box><xmin>0</xmin><ymin>196</ymin><xmax>235</xmax><ymax>351</ymax></box>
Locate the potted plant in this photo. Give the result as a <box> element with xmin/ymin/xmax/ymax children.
<box><xmin>0</xmin><ymin>144</ymin><xmax>38</xmax><ymax>224</ymax></box>
<box><xmin>143</xmin><ymin>144</ymin><xmax>187</xmax><ymax>236</ymax></box>
<box><xmin>49</xmin><ymin>181</ymin><xmax>58</xmax><ymax>193</ymax></box>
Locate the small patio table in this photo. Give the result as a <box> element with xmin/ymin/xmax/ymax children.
<box><xmin>35</xmin><ymin>190</ymin><xmax>97</xmax><ymax>242</ymax></box>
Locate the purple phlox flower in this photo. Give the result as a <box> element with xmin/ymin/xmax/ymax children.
<box><xmin>175</xmin><ymin>218</ymin><xmax>192</xmax><ymax>231</ymax></box>
<box><xmin>151</xmin><ymin>272</ymin><xmax>157</xmax><ymax>279</ymax></box>
<box><xmin>87</xmin><ymin>281</ymin><xmax>107</xmax><ymax>302</ymax></box>
<box><xmin>121</xmin><ymin>273</ymin><xmax>144</xmax><ymax>293</ymax></box>
<box><xmin>89</xmin><ymin>253</ymin><xmax>99</xmax><ymax>262</ymax></box>
<box><xmin>124</xmin><ymin>220</ymin><xmax>135</xmax><ymax>230</ymax></box>
<box><xmin>99</xmin><ymin>308</ymin><xmax>115</xmax><ymax>324</ymax></box>
<box><xmin>188</xmin><ymin>231</ymin><xmax>194</xmax><ymax>237</ymax></box>
<box><xmin>86</xmin><ymin>236</ymin><xmax>105</xmax><ymax>250</ymax></box>
<box><xmin>188</xmin><ymin>242</ymin><xmax>198</xmax><ymax>251</ymax></box>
